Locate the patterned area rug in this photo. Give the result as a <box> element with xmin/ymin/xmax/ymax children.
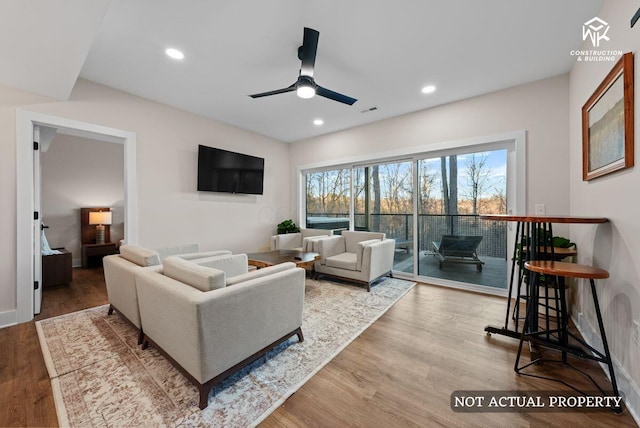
<box><xmin>36</xmin><ymin>277</ymin><xmax>415</xmax><ymax>427</ymax></box>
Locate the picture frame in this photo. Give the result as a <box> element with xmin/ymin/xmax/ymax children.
<box><xmin>582</xmin><ymin>52</ymin><xmax>634</xmax><ymax>181</ymax></box>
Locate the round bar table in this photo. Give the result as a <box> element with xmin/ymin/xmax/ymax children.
<box><xmin>479</xmin><ymin>214</ymin><xmax>608</xmax><ymax>340</ymax></box>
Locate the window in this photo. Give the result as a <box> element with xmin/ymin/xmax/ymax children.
<box><xmin>305</xmin><ymin>168</ymin><xmax>351</xmax><ymax>231</ymax></box>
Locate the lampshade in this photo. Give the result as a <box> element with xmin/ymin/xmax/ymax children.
<box><xmin>89</xmin><ymin>211</ymin><xmax>112</xmax><ymax>226</ymax></box>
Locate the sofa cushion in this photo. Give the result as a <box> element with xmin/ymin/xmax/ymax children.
<box><xmin>163</xmin><ymin>256</ymin><xmax>225</xmax><ymax>292</ymax></box>
<box><xmin>119</xmin><ymin>245</ymin><xmax>161</xmax><ymax>267</ymax></box>
<box><xmin>325</xmin><ymin>252</ymin><xmax>358</xmax><ymax>271</ymax></box>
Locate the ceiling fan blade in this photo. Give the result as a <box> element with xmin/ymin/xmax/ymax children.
<box><xmin>300</xmin><ymin>27</ymin><xmax>319</xmax><ymax>77</ymax></box>
<box><xmin>249</xmin><ymin>84</ymin><xmax>296</xmax><ymax>98</ymax></box>
<box><xmin>317</xmin><ymin>86</ymin><xmax>357</xmax><ymax>105</ymax></box>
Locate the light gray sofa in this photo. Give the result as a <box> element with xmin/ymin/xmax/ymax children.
<box><xmin>314</xmin><ymin>231</ymin><xmax>395</xmax><ymax>291</ymax></box>
<box><xmin>270</xmin><ymin>228</ymin><xmax>334</xmax><ymax>251</ymax></box>
<box><xmin>135</xmin><ymin>256</ymin><xmax>306</xmax><ymax>409</ymax></box>
<box><xmin>103</xmin><ymin>244</ymin><xmax>231</xmax><ymax>344</ymax></box>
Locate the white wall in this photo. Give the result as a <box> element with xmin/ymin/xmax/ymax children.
<box><xmin>569</xmin><ymin>0</ymin><xmax>640</xmax><ymax>415</ymax></box>
<box><xmin>290</xmin><ymin>74</ymin><xmax>571</xmax><ymax>223</ymax></box>
<box><xmin>41</xmin><ymin>134</ymin><xmax>125</xmax><ymax>266</ymax></box>
<box><xmin>0</xmin><ymin>78</ymin><xmax>290</xmax><ymax>318</ymax></box>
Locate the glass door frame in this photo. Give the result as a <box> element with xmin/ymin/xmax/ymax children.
<box><xmin>296</xmin><ymin>130</ymin><xmax>526</xmax><ymax>296</ymax></box>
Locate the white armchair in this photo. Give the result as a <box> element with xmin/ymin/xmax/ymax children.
<box><xmin>103</xmin><ymin>244</ymin><xmax>231</xmax><ymax>344</ymax></box>
<box><xmin>314</xmin><ymin>231</ymin><xmax>395</xmax><ymax>291</ymax></box>
<box><xmin>135</xmin><ymin>256</ymin><xmax>305</xmax><ymax>409</ymax></box>
<box><xmin>270</xmin><ymin>228</ymin><xmax>334</xmax><ymax>251</ymax></box>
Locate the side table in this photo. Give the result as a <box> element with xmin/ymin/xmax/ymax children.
<box><xmin>42</xmin><ymin>248</ymin><xmax>72</xmax><ymax>287</ymax></box>
<box><xmin>82</xmin><ymin>242</ymin><xmax>118</xmax><ymax>268</ymax></box>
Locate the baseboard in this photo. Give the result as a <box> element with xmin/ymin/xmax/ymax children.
<box><xmin>0</xmin><ymin>309</ymin><xmax>18</xmax><ymax>329</ymax></box>
<box><xmin>573</xmin><ymin>312</ymin><xmax>640</xmax><ymax>423</ymax></box>
<box><xmin>72</xmin><ymin>258</ymin><xmax>82</xmax><ymax>268</ymax></box>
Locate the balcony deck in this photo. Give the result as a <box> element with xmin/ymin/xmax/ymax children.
<box><xmin>393</xmin><ymin>250</ymin><xmax>508</xmax><ymax>289</ymax></box>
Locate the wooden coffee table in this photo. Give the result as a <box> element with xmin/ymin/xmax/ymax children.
<box><xmin>246</xmin><ymin>250</ymin><xmax>320</xmax><ymax>274</ymax></box>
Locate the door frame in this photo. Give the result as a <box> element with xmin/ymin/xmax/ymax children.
<box><xmin>296</xmin><ymin>130</ymin><xmax>526</xmax><ymax>295</ymax></box>
<box><xmin>15</xmin><ymin>110</ymin><xmax>137</xmax><ymax>324</ymax></box>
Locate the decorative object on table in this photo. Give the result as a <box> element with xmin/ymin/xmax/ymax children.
<box><xmin>582</xmin><ymin>52</ymin><xmax>634</xmax><ymax>181</ymax></box>
<box><xmin>515</xmin><ymin>232</ymin><xmax>576</xmax><ymax>286</ymax></box>
<box><xmin>89</xmin><ymin>210</ymin><xmax>112</xmax><ymax>244</ymax></box>
<box><xmin>36</xmin><ymin>277</ymin><xmax>415</xmax><ymax>427</ymax></box>
<box><xmin>276</xmin><ymin>218</ymin><xmax>300</xmax><ymax>234</ymax></box>
<box><xmin>81</xmin><ymin>207</ymin><xmax>116</xmax><ymax>268</ymax></box>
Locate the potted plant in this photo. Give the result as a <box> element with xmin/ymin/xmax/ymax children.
<box><xmin>277</xmin><ymin>219</ymin><xmax>300</xmax><ymax>234</ymax></box>
<box><xmin>512</xmin><ymin>232</ymin><xmax>577</xmax><ymax>315</ymax></box>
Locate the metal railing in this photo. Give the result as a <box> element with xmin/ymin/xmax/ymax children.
<box><xmin>306</xmin><ymin>213</ymin><xmax>507</xmax><ymax>258</ymax></box>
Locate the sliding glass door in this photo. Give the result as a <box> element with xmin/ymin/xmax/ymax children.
<box><xmin>305</xmin><ymin>168</ymin><xmax>351</xmax><ymax>231</ymax></box>
<box><xmin>353</xmin><ymin>161</ymin><xmax>414</xmax><ymax>272</ymax></box>
<box><xmin>417</xmin><ymin>150</ymin><xmax>508</xmax><ymax>289</ymax></box>
<box><xmin>302</xmin><ymin>137</ymin><xmax>519</xmax><ymax>293</ymax></box>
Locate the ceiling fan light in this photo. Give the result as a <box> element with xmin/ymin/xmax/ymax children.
<box><xmin>297</xmin><ymin>84</ymin><xmax>316</xmax><ymax>99</ymax></box>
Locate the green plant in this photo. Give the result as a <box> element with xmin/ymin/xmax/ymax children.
<box><xmin>514</xmin><ymin>232</ymin><xmax>576</xmax><ymax>285</ymax></box>
<box><xmin>277</xmin><ymin>219</ymin><xmax>300</xmax><ymax>234</ymax></box>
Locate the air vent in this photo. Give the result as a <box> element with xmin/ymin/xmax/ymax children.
<box><xmin>360</xmin><ymin>106</ymin><xmax>378</xmax><ymax>113</ymax></box>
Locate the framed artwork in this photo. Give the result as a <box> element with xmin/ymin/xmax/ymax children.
<box><xmin>582</xmin><ymin>52</ymin><xmax>634</xmax><ymax>181</ymax></box>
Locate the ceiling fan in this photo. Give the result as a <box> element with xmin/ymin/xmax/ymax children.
<box><xmin>249</xmin><ymin>27</ymin><xmax>357</xmax><ymax>105</ymax></box>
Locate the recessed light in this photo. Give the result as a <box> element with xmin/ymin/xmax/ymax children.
<box><xmin>313</xmin><ymin>119</ymin><xmax>324</xmax><ymax>126</ymax></box>
<box><xmin>165</xmin><ymin>48</ymin><xmax>184</xmax><ymax>60</ymax></box>
<box><xmin>421</xmin><ymin>85</ymin><xmax>436</xmax><ymax>94</ymax></box>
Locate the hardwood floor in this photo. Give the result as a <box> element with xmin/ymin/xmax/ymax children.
<box><xmin>0</xmin><ymin>269</ymin><xmax>636</xmax><ymax>427</ymax></box>
<box><xmin>0</xmin><ymin>267</ymin><xmax>108</xmax><ymax>427</ymax></box>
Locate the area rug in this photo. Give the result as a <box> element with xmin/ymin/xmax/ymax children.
<box><xmin>36</xmin><ymin>277</ymin><xmax>415</xmax><ymax>427</ymax></box>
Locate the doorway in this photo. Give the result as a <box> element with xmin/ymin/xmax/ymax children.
<box><xmin>16</xmin><ymin>110</ymin><xmax>137</xmax><ymax>324</ymax></box>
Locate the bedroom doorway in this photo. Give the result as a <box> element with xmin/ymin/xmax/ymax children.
<box><xmin>16</xmin><ymin>111</ymin><xmax>137</xmax><ymax>324</ymax></box>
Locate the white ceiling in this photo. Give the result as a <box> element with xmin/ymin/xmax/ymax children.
<box><xmin>2</xmin><ymin>0</ymin><xmax>603</xmax><ymax>142</ymax></box>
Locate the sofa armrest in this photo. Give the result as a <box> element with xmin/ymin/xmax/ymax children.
<box><xmin>226</xmin><ymin>262</ymin><xmax>295</xmax><ymax>286</ymax></box>
<box><xmin>316</xmin><ymin>236</ymin><xmax>346</xmax><ymax>263</ymax></box>
<box><xmin>136</xmin><ymin>267</ymin><xmax>305</xmax><ymax>384</ymax></box>
<box><xmin>103</xmin><ymin>255</ymin><xmax>160</xmax><ymax>328</ymax></box>
<box><xmin>302</xmin><ymin>235</ymin><xmax>333</xmax><ymax>252</ymax></box>
<box><xmin>360</xmin><ymin>239</ymin><xmax>396</xmax><ymax>281</ymax></box>
<box><xmin>356</xmin><ymin>239</ymin><xmax>383</xmax><ymax>271</ymax></box>
<box><xmin>272</xmin><ymin>233</ymin><xmax>303</xmax><ymax>250</ymax></box>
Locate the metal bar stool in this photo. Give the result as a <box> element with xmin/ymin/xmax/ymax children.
<box><xmin>514</xmin><ymin>260</ymin><xmax>622</xmax><ymax>413</ymax></box>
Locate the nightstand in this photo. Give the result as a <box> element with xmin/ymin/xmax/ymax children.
<box><xmin>42</xmin><ymin>248</ymin><xmax>72</xmax><ymax>287</ymax></box>
<box><xmin>82</xmin><ymin>242</ymin><xmax>118</xmax><ymax>268</ymax></box>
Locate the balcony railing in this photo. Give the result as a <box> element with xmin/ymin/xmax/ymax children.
<box><xmin>306</xmin><ymin>213</ymin><xmax>507</xmax><ymax>259</ymax></box>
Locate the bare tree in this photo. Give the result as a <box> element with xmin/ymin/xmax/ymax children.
<box><xmin>418</xmin><ymin>160</ymin><xmax>437</xmax><ymax>213</ymax></box>
<box><xmin>464</xmin><ymin>153</ymin><xmax>491</xmax><ymax>215</ymax></box>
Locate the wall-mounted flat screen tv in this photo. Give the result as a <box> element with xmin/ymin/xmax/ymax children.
<box><xmin>197</xmin><ymin>145</ymin><xmax>264</xmax><ymax>195</ymax></box>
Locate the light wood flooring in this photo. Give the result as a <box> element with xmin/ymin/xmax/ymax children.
<box><xmin>0</xmin><ymin>268</ymin><xmax>636</xmax><ymax>427</ymax></box>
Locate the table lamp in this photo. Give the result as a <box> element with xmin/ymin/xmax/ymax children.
<box><xmin>89</xmin><ymin>210</ymin><xmax>112</xmax><ymax>244</ymax></box>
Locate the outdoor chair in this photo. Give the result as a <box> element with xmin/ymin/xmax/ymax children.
<box><xmin>432</xmin><ymin>235</ymin><xmax>484</xmax><ymax>272</ymax></box>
